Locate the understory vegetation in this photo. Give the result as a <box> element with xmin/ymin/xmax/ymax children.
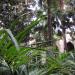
<box><xmin>0</xmin><ymin>0</ymin><xmax>75</xmax><ymax>75</ymax></box>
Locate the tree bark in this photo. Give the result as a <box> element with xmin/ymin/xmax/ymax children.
<box><xmin>63</xmin><ymin>28</ymin><xmax>67</xmax><ymax>50</ymax></box>
<box><xmin>59</xmin><ymin>0</ymin><xmax>64</xmax><ymax>10</ymax></box>
<box><xmin>47</xmin><ymin>0</ymin><xmax>53</xmax><ymax>45</ymax></box>
<box><xmin>59</xmin><ymin>0</ymin><xmax>67</xmax><ymax>50</ymax></box>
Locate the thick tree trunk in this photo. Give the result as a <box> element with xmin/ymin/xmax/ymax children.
<box><xmin>47</xmin><ymin>0</ymin><xmax>53</xmax><ymax>45</ymax></box>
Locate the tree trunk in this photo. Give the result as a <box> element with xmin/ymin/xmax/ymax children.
<box><xmin>63</xmin><ymin>27</ymin><xmax>67</xmax><ymax>50</ymax></box>
<box><xmin>47</xmin><ymin>0</ymin><xmax>53</xmax><ymax>45</ymax></box>
<box><xmin>59</xmin><ymin>0</ymin><xmax>67</xmax><ymax>50</ymax></box>
<box><xmin>59</xmin><ymin>0</ymin><xmax>64</xmax><ymax>10</ymax></box>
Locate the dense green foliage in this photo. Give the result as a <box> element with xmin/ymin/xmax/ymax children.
<box><xmin>0</xmin><ymin>0</ymin><xmax>75</xmax><ymax>75</ymax></box>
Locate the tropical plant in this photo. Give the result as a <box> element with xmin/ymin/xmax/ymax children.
<box><xmin>36</xmin><ymin>51</ymin><xmax>75</xmax><ymax>75</ymax></box>
<box><xmin>0</xmin><ymin>13</ymin><xmax>46</xmax><ymax>75</ymax></box>
<box><xmin>1</xmin><ymin>1</ymin><xmax>75</xmax><ymax>75</ymax></box>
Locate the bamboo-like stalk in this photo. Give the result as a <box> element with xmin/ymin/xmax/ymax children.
<box><xmin>5</xmin><ymin>29</ymin><xmax>20</xmax><ymax>51</ymax></box>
